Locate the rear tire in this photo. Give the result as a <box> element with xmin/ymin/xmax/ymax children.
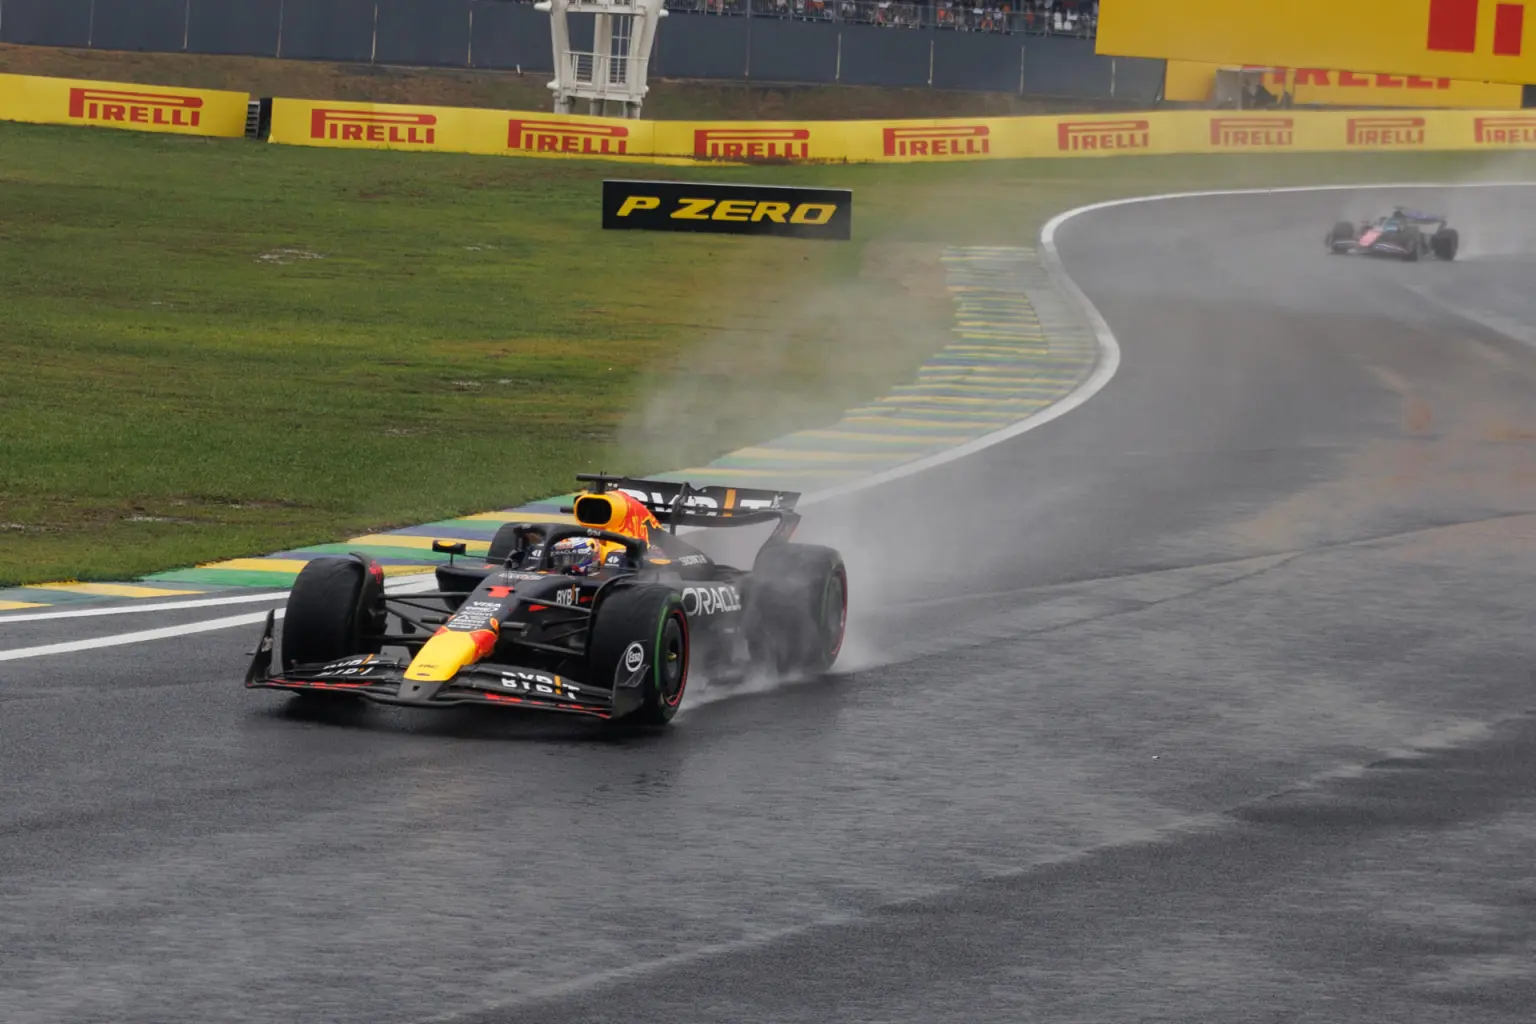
<box><xmin>1431</xmin><ymin>227</ymin><xmax>1459</xmax><ymax>261</ymax></box>
<box><xmin>281</xmin><ymin>556</ymin><xmax>381</xmax><ymax>672</ymax></box>
<box><xmin>589</xmin><ymin>585</ymin><xmax>689</xmax><ymax>725</ymax></box>
<box><xmin>745</xmin><ymin>544</ymin><xmax>847</xmax><ymax>680</ymax></box>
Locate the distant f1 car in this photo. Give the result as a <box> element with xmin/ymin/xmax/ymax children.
<box><xmin>245</xmin><ymin>475</ymin><xmax>847</xmax><ymax>726</ymax></box>
<box><xmin>1326</xmin><ymin>207</ymin><xmax>1459</xmax><ymax>261</ymax></box>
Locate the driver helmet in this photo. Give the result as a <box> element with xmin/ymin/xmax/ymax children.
<box><xmin>549</xmin><ymin>537</ymin><xmax>602</xmax><ymax>574</ymax></box>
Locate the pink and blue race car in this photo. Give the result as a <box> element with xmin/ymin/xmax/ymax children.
<box><xmin>1326</xmin><ymin>207</ymin><xmax>1459</xmax><ymax>262</ymax></box>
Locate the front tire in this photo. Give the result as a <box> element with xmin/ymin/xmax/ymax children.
<box><xmin>745</xmin><ymin>544</ymin><xmax>847</xmax><ymax>680</ymax></box>
<box><xmin>589</xmin><ymin>585</ymin><xmax>689</xmax><ymax>725</ymax></box>
<box><xmin>1326</xmin><ymin>221</ymin><xmax>1353</xmax><ymax>253</ymax></box>
<box><xmin>281</xmin><ymin>556</ymin><xmax>381</xmax><ymax>672</ymax></box>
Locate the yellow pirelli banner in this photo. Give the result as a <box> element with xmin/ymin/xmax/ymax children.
<box><xmin>5</xmin><ymin>71</ymin><xmax>1536</xmax><ymax>162</ymax></box>
<box><xmin>266</xmin><ymin>98</ymin><xmax>1536</xmax><ymax>163</ymax></box>
<box><xmin>261</xmin><ymin>97</ymin><xmax>1536</xmax><ymax>161</ymax></box>
<box><xmin>0</xmin><ymin>73</ymin><xmax>249</xmax><ymax>137</ymax></box>
<box><xmin>1025</xmin><ymin>108</ymin><xmax>1536</xmax><ymax>153</ymax></box>
<box><xmin>269</xmin><ymin>97</ymin><xmax>656</xmax><ymax>161</ymax></box>
<box><xmin>1163</xmin><ymin>59</ymin><xmax>1522</xmax><ymax>108</ymax></box>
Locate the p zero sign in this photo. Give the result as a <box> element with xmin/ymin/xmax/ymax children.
<box><xmin>1097</xmin><ymin>0</ymin><xmax>1536</xmax><ymax>85</ymax></box>
<box><xmin>601</xmin><ymin>180</ymin><xmax>852</xmax><ymax>241</ymax></box>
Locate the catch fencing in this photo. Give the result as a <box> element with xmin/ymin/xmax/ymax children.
<box><xmin>0</xmin><ymin>0</ymin><xmax>1161</xmax><ymax>102</ymax></box>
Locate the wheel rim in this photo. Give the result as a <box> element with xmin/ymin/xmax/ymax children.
<box><xmin>823</xmin><ymin>568</ymin><xmax>848</xmax><ymax>661</ymax></box>
<box><xmin>659</xmin><ymin>611</ymin><xmax>688</xmax><ymax>707</ymax></box>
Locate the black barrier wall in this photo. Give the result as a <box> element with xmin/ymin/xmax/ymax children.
<box><xmin>0</xmin><ymin>0</ymin><xmax>1165</xmax><ymax>103</ymax></box>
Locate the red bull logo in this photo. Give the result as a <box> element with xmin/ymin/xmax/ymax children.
<box><xmin>68</xmin><ymin>87</ymin><xmax>202</xmax><ymax>127</ymax></box>
<box><xmin>310</xmin><ymin>107</ymin><xmax>437</xmax><ymax>145</ymax></box>
<box><xmin>1056</xmin><ymin>119</ymin><xmax>1150</xmax><ymax>152</ymax></box>
<box><xmin>693</xmin><ymin>128</ymin><xmax>811</xmax><ymax>161</ymax></box>
<box><xmin>610</xmin><ymin>491</ymin><xmax>659</xmax><ymax>541</ymax></box>
<box><xmin>1346</xmin><ymin>116</ymin><xmax>1426</xmax><ymax>146</ymax></box>
<box><xmin>1475</xmin><ymin>115</ymin><xmax>1536</xmax><ymax>143</ymax></box>
<box><xmin>882</xmin><ymin>125</ymin><xmax>990</xmax><ymax>158</ymax></box>
<box><xmin>1428</xmin><ymin>0</ymin><xmax>1524</xmax><ymax>57</ymax></box>
<box><xmin>1209</xmin><ymin>117</ymin><xmax>1295</xmax><ymax>147</ymax></box>
<box><xmin>507</xmin><ymin>119</ymin><xmax>629</xmax><ymax>155</ymax></box>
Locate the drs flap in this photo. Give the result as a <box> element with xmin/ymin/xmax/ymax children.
<box><xmin>601</xmin><ymin>180</ymin><xmax>852</xmax><ymax>240</ymax></box>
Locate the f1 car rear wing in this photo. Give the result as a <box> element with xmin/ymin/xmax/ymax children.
<box><xmin>572</xmin><ymin>474</ymin><xmax>800</xmax><ymax>534</ymax></box>
<box><xmin>1394</xmin><ymin>207</ymin><xmax>1446</xmax><ymax>224</ymax></box>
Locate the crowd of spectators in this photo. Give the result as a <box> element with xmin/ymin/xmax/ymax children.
<box><xmin>661</xmin><ymin>0</ymin><xmax>1098</xmax><ymax>36</ymax></box>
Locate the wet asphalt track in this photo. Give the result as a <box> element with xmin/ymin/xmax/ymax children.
<box><xmin>5</xmin><ymin>185</ymin><xmax>1536</xmax><ymax>1023</ymax></box>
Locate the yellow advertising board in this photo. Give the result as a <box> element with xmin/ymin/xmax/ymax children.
<box><xmin>1100</xmin><ymin>0</ymin><xmax>1536</xmax><ymax>86</ymax></box>
<box><xmin>7</xmin><ymin>75</ymin><xmax>1536</xmax><ymax>164</ymax></box>
<box><xmin>0</xmin><ymin>73</ymin><xmax>249</xmax><ymax>137</ymax></box>
<box><xmin>271</xmin><ymin>102</ymin><xmax>1536</xmax><ymax>162</ymax></box>
<box><xmin>269</xmin><ymin>97</ymin><xmax>655</xmax><ymax>161</ymax></box>
<box><xmin>1164</xmin><ymin>59</ymin><xmax>1523</xmax><ymax>108</ymax></box>
<box><xmin>650</xmin><ymin>117</ymin><xmax>1043</xmax><ymax>163</ymax></box>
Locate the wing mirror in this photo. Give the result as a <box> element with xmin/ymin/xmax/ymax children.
<box><xmin>432</xmin><ymin>540</ymin><xmax>468</xmax><ymax>565</ymax></box>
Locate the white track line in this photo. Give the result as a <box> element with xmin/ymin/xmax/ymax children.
<box><xmin>0</xmin><ymin>608</ymin><xmax>285</xmax><ymax>663</ymax></box>
<box><xmin>0</xmin><ymin>573</ymin><xmax>439</xmax><ymax>662</ymax></box>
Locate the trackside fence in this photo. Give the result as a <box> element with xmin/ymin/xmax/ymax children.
<box><xmin>0</xmin><ymin>0</ymin><xmax>1156</xmax><ymax>102</ymax></box>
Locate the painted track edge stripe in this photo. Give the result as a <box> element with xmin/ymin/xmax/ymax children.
<box><xmin>800</xmin><ymin>208</ymin><xmax>1123</xmax><ymax>505</ymax></box>
<box><xmin>0</xmin><ymin>571</ymin><xmax>438</xmax><ymax>628</ymax></box>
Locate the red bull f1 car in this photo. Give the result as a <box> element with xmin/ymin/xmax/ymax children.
<box><xmin>1326</xmin><ymin>207</ymin><xmax>1459</xmax><ymax>262</ymax></box>
<box><xmin>245</xmin><ymin>475</ymin><xmax>847</xmax><ymax>726</ymax></box>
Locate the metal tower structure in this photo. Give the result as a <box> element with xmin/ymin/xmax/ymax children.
<box><xmin>534</xmin><ymin>0</ymin><xmax>667</xmax><ymax>119</ymax></box>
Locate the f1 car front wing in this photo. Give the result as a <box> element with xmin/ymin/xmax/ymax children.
<box><xmin>244</xmin><ymin>611</ymin><xmax>621</xmax><ymax>718</ymax></box>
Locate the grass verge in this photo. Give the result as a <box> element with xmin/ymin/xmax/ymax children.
<box><xmin>4</xmin><ymin>118</ymin><xmax>1535</xmax><ymax>585</ymax></box>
